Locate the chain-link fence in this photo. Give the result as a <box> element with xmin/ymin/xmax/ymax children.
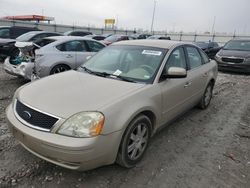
<box><xmin>1</xmin><ymin>19</ymin><xmax>250</xmax><ymax>45</ymax></box>
<box><xmin>0</xmin><ymin>19</ymin><xmax>135</xmax><ymax>35</ymax></box>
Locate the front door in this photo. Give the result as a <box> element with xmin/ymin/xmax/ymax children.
<box><xmin>160</xmin><ymin>47</ymin><xmax>194</xmax><ymax>124</ymax></box>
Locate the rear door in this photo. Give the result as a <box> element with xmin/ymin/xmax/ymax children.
<box><xmin>55</xmin><ymin>40</ymin><xmax>78</xmax><ymax>68</ymax></box>
<box><xmin>76</xmin><ymin>40</ymin><xmax>106</xmax><ymax>67</ymax></box>
<box><xmin>75</xmin><ymin>40</ymin><xmax>93</xmax><ymax>67</ymax></box>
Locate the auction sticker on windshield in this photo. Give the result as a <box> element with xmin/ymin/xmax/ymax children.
<box><xmin>142</xmin><ymin>50</ymin><xmax>162</xmax><ymax>56</ymax></box>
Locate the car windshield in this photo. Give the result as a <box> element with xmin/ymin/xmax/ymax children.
<box><xmin>195</xmin><ymin>42</ymin><xmax>209</xmax><ymax>49</ymax></box>
<box><xmin>16</xmin><ymin>32</ymin><xmax>37</xmax><ymax>42</ymax></box>
<box><xmin>224</xmin><ymin>40</ymin><xmax>250</xmax><ymax>51</ymax></box>
<box><xmin>80</xmin><ymin>45</ymin><xmax>167</xmax><ymax>84</ymax></box>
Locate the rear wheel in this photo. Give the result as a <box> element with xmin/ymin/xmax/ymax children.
<box><xmin>199</xmin><ymin>82</ymin><xmax>214</xmax><ymax>109</ymax></box>
<box><xmin>50</xmin><ymin>64</ymin><xmax>70</xmax><ymax>75</ymax></box>
<box><xmin>116</xmin><ymin>115</ymin><xmax>152</xmax><ymax>168</ymax></box>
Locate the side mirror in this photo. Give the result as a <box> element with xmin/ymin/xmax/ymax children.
<box><xmin>162</xmin><ymin>67</ymin><xmax>187</xmax><ymax>79</ymax></box>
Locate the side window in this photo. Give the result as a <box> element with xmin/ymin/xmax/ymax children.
<box><xmin>85</xmin><ymin>41</ymin><xmax>105</xmax><ymax>52</ymax></box>
<box><xmin>56</xmin><ymin>40</ymin><xmax>87</xmax><ymax>52</ymax></box>
<box><xmin>165</xmin><ymin>47</ymin><xmax>186</xmax><ymax>71</ymax></box>
<box><xmin>199</xmin><ymin>49</ymin><xmax>210</xmax><ymax>63</ymax></box>
<box><xmin>186</xmin><ymin>47</ymin><xmax>203</xmax><ymax>69</ymax></box>
<box><xmin>93</xmin><ymin>36</ymin><xmax>105</xmax><ymax>41</ymax></box>
<box><xmin>0</xmin><ymin>28</ymin><xmax>10</xmax><ymax>38</ymax></box>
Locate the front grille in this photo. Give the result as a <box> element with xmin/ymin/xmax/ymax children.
<box><xmin>221</xmin><ymin>57</ymin><xmax>244</xmax><ymax>63</ymax></box>
<box><xmin>15</xmin><ymin>100</ymin><xmax>58</xmax><ymax>131</ymax></box>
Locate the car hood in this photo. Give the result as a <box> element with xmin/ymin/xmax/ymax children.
<box><xmin>218</xmin><ymin>49</ymin><xmax>250</xmax><ymax>58</ymax></box>
<box><xmin>0</xmin><ymin>38</ymin><xmax>16</xmax><ymax>45</ymax></box>
<box><xmin>17</xmin><ymin>70</ymin><xmax>145</xmax><ymax>118</ymax></box>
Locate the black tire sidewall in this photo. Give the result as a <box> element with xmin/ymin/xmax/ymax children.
<box><xmin>50</xmin><ymin>64</ymin><xmax>70</xmax><ymax>75</ymax></box>
<box><xmin>200</xmin><ymin>83</ymin><xmax>213</xmax><ymax>109</ymax></box>
<box><xmin>117</xmin><ymin>115</ymin><xmax>152</xmax><ymax>168</ymax></box>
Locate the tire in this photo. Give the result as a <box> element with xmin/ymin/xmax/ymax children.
<box><xmin>50</xmin><ymin>64</ymin><xmax>70</xmax><ymax>75</ymax></box>
<box><xmin>198</xmin><ymin>82</ymin><xmax>214</xmax><ymax>109</ymax></box>
<box><xmin>116</xmin><ymin>115</ymin><xmax>152</xmax><ymax>168</ymax></box>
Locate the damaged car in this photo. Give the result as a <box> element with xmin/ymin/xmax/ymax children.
<box><xmin>3</xmin><ymin>38</ymin><xmax>56</xmax><ymax>80</ymax></box>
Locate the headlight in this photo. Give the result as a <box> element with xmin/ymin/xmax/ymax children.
<box><xmin>215</xmin><ymin>53</ymin><xmax>221</xmax><ymax>60</ymax></box>
<box><xmin>57</xmin><ymin>112</ymin><xmax>105</xmax><ymax>138</ymax></box>
<box><xmin>244</xmin><ymin>58</ymin><xmax>250</xmax><ymax>63</ymax></box>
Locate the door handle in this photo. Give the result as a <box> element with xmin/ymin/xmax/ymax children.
<box><xmin>184</xmin><ymin>82</ymin><xmax>192</xmax><ymax>88</ymax></box>
<box><xmin>66</xmin><ymin>54</ymin><xmax>73</xmax><ymax>58</ymax></box>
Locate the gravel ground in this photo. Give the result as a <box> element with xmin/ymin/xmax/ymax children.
<box><xmin>0</xmin><ymin>63</ymin><xmax>249</xmax><ymax>188</ymax></box>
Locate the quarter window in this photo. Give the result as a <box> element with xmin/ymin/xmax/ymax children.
<box><xmin>186</xmin><ymin>47</ymin><xmax>203</xmax><ymax>69</ymax></box>
<box><xmin>165</xmin><ymin>48</ymin><xmax>186</xmax><ymax>71</ymax></box>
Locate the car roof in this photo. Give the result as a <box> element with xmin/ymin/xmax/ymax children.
<box><xmin>46</xmin><ymin>36</ymin><xmax>90</xmax><ymax>40</ymax></box>
<box><xmin>43</xmin><ymin>36</ymin><xmax>105</xmax><ymax>46</ymax></box>
<box><xmin>113</xmin><ymin>39</ymin><xmax>185</xmax><ymax>49</ymax></box>
<box><xmin>23</xmin><ymin>31</ymin><xmax>60</xmax><ymax>35</ymax></box>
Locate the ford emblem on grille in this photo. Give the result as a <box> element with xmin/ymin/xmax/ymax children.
<box><xmin>22</xmin><ymin>111</ymin><xmax>32</xmax><ymax>120</ymax></box>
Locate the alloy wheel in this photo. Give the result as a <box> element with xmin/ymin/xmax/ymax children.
<box><xmin>127</xmin><ymin>123</ymin><xmax>149</xmax><ymax>160</ymax></box>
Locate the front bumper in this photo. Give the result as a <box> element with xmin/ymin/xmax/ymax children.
<box><xmin>6</xmin><ymin>104</ymin><xmax>122</xmax><ymax>171</ymax></box>
<box><xmin>3</xmin><ymin>57</ymin><xmax>34</xmax><ymax>80</ymax></box>
<box><xmin>216</xmin><ymin>60</ymin><xmax>250</xmax><ymax>74</ymax></box>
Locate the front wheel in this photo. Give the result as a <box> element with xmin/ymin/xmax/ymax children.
<box><xmin>199</xmin><ymin>82</ymin><xmax>214</xmax><ymax>109</ymax></box>
<box><xmin>116</xmin><ymin>115</ymin><xmax>152</xmax><ymax>168</ymax></box>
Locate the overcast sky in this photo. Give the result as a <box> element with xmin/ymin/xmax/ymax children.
<box><xmin>0</xmin><ymin>0</ymin><xmax>249</xmax><ymax>34</ymax></box>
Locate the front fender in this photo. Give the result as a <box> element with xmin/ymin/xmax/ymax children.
<box><xmin>99</xmin><ymin>85</ymin><xmax>162</xmax><ymax>135</ymax></box>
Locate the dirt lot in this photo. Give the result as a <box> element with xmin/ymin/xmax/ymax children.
<box><xmin>0</xmin><ymin>63</ymin><xmax>249</xmax><ymax>188</ymax></box>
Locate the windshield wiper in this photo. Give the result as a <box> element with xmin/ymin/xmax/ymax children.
<box><xmin>81</xmin><ymin>66</ymin><xmax>111</xmax><ymax>77</ymax></box>
<box><xmin>81</xmin><ymin>66</ymin><xmax>136</xmax><ymax>83</ymax></box>
<box><xmin>114</xmin><ymin>75</ymin><xmax>137</xmax><ymax>83</ymax></box>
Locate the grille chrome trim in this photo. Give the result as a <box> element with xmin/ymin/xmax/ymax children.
<box><xmin>221</xmin><ymin>57</ymin><xmax>244</xmax><ymax>63</ymax></box>
<box><xmin>14</xmin><ymin>99</ymin><xmax>61</xmax><ymax>132</ymax></box>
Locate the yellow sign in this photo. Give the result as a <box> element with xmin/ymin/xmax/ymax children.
<box><xmin>105</xmin><ymin>19</ymin><xmax>115</xmax><ymax>25</ymax></box>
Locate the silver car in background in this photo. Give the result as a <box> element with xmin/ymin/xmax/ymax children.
<box><xmin>6</xmin><ymin>40</ymin><xmax>217</xmax><ymax>171</ymax></box>
<box><xmin>4</xmin><ymin>36</ymin><xmax>106</xmax><ymax>80</ymax></box>
<box><xmin>32</xmin><ymin>36</ymin><xmax>106</xmax><ymax>80</ymax></box>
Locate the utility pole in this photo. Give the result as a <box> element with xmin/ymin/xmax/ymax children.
<box><xmin>211</xmin><ymin>16</ymin><xmax>216</xmax><ymax>34</ymax></box>
<box><xmin>116</xmin><ymin>14</ymin><xmax>119</xmax><ymax>29</ymax></box>
<box><xmin>150</xmin><ymin>0</ymin><xmax>157</xmax><ymax>34</ymax></box>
